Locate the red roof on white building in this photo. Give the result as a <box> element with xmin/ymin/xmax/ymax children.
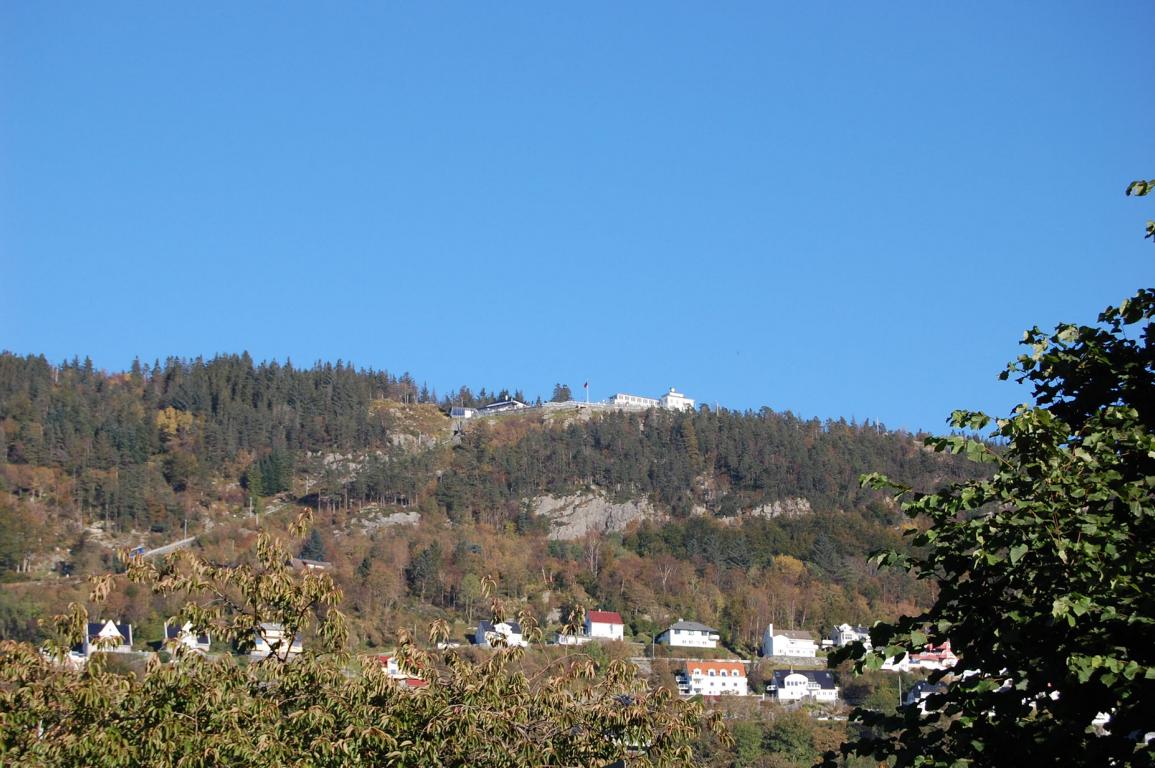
<box><xmin>684</xmin><ymin>660</ymin><xmax>747</xmax><ymax>677</ymax></box>
<box><xmin>587</xmin><ymin>610</ymin><xmax>623</xmax><ymax>625</ymax></box>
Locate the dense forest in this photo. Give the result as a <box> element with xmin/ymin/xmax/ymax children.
<box><xmin>0</xmin><ymin>351</ymin><xmax>986</xmax><ymax>656</ymax></box>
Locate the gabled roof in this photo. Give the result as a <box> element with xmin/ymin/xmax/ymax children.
<box><xmin>912</xmin><ymin>641</ymin><xmax>956</xmax><ymax>661</ymax></box>
<box><xmin>478</xmin><ymin>619</ymin><xmax>523</xmax><ymax>634</ymax></box>
<box><xmin>683</xmin><ymin>660</ymin><xmax>746</xmax><ymax>677</ymax></box>
<box><xmin>771</xmin><ymin>670</ymin><xmax>838</xmax><ymax>689</ymax></box>
<box><xmin>289</xmin><ymin>557</ymin><xmax>332</xmax><ymax>571</ymax></box>
<box><xmin>907</xmin><ymin>680</ymin><xmax>948</xmax><ymax>697</ymax></box>
<box><xmin>164</xmin><ymin>621</ymin><xmax>210</xmax><ymax>645</ymax></box>
<box><xmin>587</xmin><ymin>610</ymin><xmax>623</xmax><ymax>625</ymax></box>
<box><xmin>777</xmin><ymin>629</ymin><xmax>815</xmax><ymax>641</ymax></box>
<box><xmin>667</xmin><ymin>620</ymin><xmax>718</xmax><ymax>634</ymax></box>
<box><xmin>87</xmin><ymin>620</ymin><xmax>131</xmax><ymax>644</ymax></box>
<box><xmin>477</xmin><ymin>400</ymin><xmax>526</xmax><ymax>412</ymax></box>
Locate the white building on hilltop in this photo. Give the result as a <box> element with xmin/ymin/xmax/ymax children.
<box><xmin>659</xmin><ymin>388</ymin><xmax>694</xmax><ymax>411</ymax></box>
<box><xmin>608</xmin><ymin>393</ymin><xmax>660</xmax><ymax>409</ymax></box>
<box><xmin>608</xmin><ymin>387</ymin><xmax>695</xmax><ymax>412</ymax></box>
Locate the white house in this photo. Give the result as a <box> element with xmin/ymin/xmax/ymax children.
<box><xmin>585</xmin><ymin>610</ymin><xmax>625</xmax><ymax>641</ymax></box>
<box><xmin>770</xmin><ymin>670</ymin><xmax>839</xmax><ymax>703</ymax></box>
<box><xmin>676</xmin><ymin>661</ymin><xmax>748</xmax><ymax>697</ymax></box>
<box><xmin>608</xmin><ymin>388</ymin><xmax>696</xmax><ymax>412</ymax></box>
<box><xmin>903</xmin><ymin>680</ymin><xmax>948</xmax><ymax>713</ymax></box>
<box><xmin>449</xmin><ymin>406</ymin><xmax>477</xmax><ymax>419</ymax></box>
<box><xmin>607</xmin><ymin>393</ymin><xmax>660</xmax><ymax>409</ymax></box>
<box><xmin>762</xmin><ymin>624</ymin><xmax>818</xmax><ymax>658</ymax></box>
<box><xmin>83</xmin><ymin>620</ymin><xmax>133</xmax><ymax>656</ymax></box>
<box><xmin>658</xmin><ymin>388</ymin><xmax>695</xmax><ymax>412</ymax></box>
<box><xmin>251</xmin><ymin>622</ymin><xmax>303</xmax><ymax>659</ymax></box>
<box><xmin>164</xmin><ymin>620</ymin><xmax>211</xmax><ymax>654</ymax></box>
<box><xmin>830</xmin><ymin>623</ymin><xmax>872</xmax><ymax>649</ymax></box>
<box><xmin>475</xmin><ymin>620</ymin><xmax>527</xmax><ymax>648</ymax></box>
<box><xmin>657</xmin><ymin>620</ymin><xmax>719</xmax><ymax>649</ymax></box>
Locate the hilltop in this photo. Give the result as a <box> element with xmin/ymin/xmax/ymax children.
<box><xmin>0</xmin><ymin>352</ymin><xmax>987</xmax><ymax>654</ymax></box>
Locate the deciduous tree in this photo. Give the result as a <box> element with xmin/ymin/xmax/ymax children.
<box><xmin>828</xmin><ymin>286</ymin><xmax>1155</xmax><ymax>766</ymax></box>
<box><xmin>0</xmin><ymin>512</ymin><xmax>727</xmax><ymax>766</ymax></box>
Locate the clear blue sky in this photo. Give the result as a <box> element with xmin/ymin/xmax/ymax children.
<box><xmin>2</xmin><ymin>3</ymin><xmax>1152</xmax><ymax>432</ymax></box>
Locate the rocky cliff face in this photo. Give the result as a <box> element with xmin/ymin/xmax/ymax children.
<box><xmin>533</xmin><ymin>493</ymin><xmax>817</xmax><ymax>539</ymax></box>
<box><xmin>532</xmin><ymin>493</ymin><xmax>661</xmax><ymax>540</ymax></box>
<box><xmin>748</xmin><ymin>497</ymin><xmax>812</xmax><ymax>519</ymax></box>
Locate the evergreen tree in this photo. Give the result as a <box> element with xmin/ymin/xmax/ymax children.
<box><xmin>550</xmin><ymin>383</ymin><xmax>573</xmax><ymax>402</ymax></box>
<box><xmin>298</xmin><ymin>528</ymin><xmax>326</xmax><ymax>561</ymax></box>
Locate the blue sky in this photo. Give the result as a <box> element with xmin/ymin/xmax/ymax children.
<box><xmin>2</xmin><ymin>3</ymin><xmax>1152</xmax><ymax>432</ymax></box>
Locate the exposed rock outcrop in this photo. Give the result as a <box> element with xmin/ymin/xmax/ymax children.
<box><xmin>356</xmin><ymin>509</ymin><xmax>420</xmax><ymax>533</ymax></box>
<box><xmin>749</xmin><ymin>497</ymin><xmax>812</xmax><ymax>519</ymax></box>
<box><xmin>533</xmin><ymin>493</ymin><xmax>660</xmax><ymax>541</ymax></box>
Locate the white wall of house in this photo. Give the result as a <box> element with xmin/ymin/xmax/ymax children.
<box><xmin>586</xmin><ymin>615</ymin><xmax>624</xmax><ymax>641</ymax></box>
<box><xmin>830</xmin><ymin>623</ymin><xmax>872</xmax><ymax>648</ymax></box>
<box><xmin>762</xmin><ymin>624</ymin><xmax>818</xmax><ymax>657</ymax></box>
<box><xmin>682</xmin><ymin>665</ymin><xmax>748</xmax><ymax>696</ymax></box>
<box><xmin>84</xmin><ymin>620</ymin><xmax>133</xmax><ymax>655</ymax></box>
<box><xmin>477</xmin><ymin>621</ymin><xmax>528</xmax><ymax>648</ymax></box>
<box><xmin>251</xmin><ymin>623</ymin><xmax>303</xmax><ymax>658</ymax></box>
<box><xmin>659</xmin><ymin>626</ymin><xmax>719</xmax><ymax>648</ymax></box>
<box><xmin>774</xmin><ymin>672</ymin><xmax>838</xmax><ymax>702</ymax></box>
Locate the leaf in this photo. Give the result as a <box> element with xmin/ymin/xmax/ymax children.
<box><xmin>1125</xmin><ymin>179</ymin><xmax>1152</xmax><ymax>196</ymax></box>
<box><xmin>1009</xmin><ymin>543</ymin><xmax>1028</xmax><ymax>564</ymax></box>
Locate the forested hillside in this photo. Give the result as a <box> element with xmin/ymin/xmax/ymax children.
<box><xmin>0</xmin><ymin>351</ymin><xmax>986</xmax><ymax>653</ymax></box>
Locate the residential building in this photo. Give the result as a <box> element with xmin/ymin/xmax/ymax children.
<box><xmin>585</xmin><ymin>610</ymin><xmax>625</xmax><ymax>641</ymax></box>
<box><xmin>676</xmin><ymin>660</ymin><xmax>748</xmax><ymax>697</ymax></box>
<box><xmin>883</xmin><ymin>641</ymin><xmax>958</xmax><ymax>672</ymax></box>
<box><xmin>657</xmin><ymin>620</ymin><xmax>719</xmax><ymax>649</ymax></box>
<box><xmin>250</xmin><ymin>622</ymin><xmax>303</xmax><ymax>659</ymax></box>
<box><xmin>449</xmin><ymin>406</ymin><xmax>477</xmax><ymax>419</ymax></box>
<box><xmin>475</xmin><ymin>620</ymin><xmax>527</xmax><ymax>648</ymax></box>
<box><xmin>770</xmin><ymin>670</ymin><xmax>839</xmax><ymax>703</ymax></box>
<box><xmin>762</xmin><ymin>624</ymin><xmax>818</xmax><ymax>658</ymax></box>
<box><xmin>903</xmin><ymin>680</ymin><xmax>948</xmax><ymax>712</ymax></box>
<box><xmin>289</xmin><ymin>557</ymin><xmax>332</xmax><ymax>572</ymax></box>
<box><xmin>164</xmin><ymin>620</ymin><xmax>211</xmax><ymax>654</ymax></box>
<box><xmin>83</xmin><ymin>620</ymin><xmax>133</xmax><ymax>656</ymax></box>
<box><xmin>376</xmin><ymin>655</ymin><xmax>428</xmax><ymax>689</ymax></box>
<box><xmin>830</xmin><ymin>623</ymin><xmax>872</xmax><ymax>649</ymax></box>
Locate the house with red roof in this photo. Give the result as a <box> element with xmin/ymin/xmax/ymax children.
<box><xmin>585</xmin><ymin>610</ymin><xmax>624</xmax><ymax>641</ymax></box>
<box><xmin>676</xmin><ymin>660</ymin><xmax>748</xmax><ymax>697</ymax></box>
<box><xmin>375</xmin><ymin>655</ymin><xmax>429</xmax><ymax>689</ymax></box>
